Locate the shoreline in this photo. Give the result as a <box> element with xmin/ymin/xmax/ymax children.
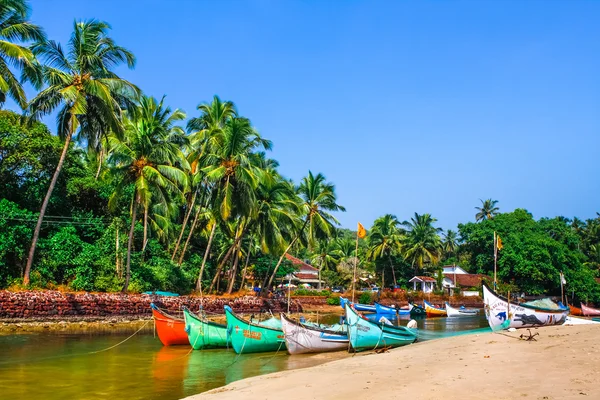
<box><xmin>185</xmin><ymin>324</ymin><xmax>600</xmax><ymax>400</ymax></box>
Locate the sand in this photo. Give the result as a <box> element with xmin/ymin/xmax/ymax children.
<box><xmin>184</xmin><ymin>324</ymin><xmax>600</xmax><ymax>400</ymax></box>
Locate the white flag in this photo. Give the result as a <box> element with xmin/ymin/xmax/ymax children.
<box><xmin>560</xmin><ymin>273</ymin><xmax>567</xmax><ymax>285</ymax></box>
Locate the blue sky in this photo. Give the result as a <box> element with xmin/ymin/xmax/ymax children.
<box><xmin>18</xmin><ymin>0</ymin><xmax>600</xmax><ymax>230</ymax></box>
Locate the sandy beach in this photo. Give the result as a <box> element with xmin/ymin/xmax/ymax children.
<box><xmin>185</xmin><ymin>324</ymin><xmax>600</xmax><ymax>400</ymax></box>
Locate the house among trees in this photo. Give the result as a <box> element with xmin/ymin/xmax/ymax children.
<box><xmin>283</xmin><ymin>254</ymin><xmax>323</xmax><ymax>288</ymax></box>
<box><xmin>409</xmin><ymin>266</ymin><xmax>487</xmax><ymax>296</ymax></box>
<box><xmin>409</xmin><ymin>276</ymin><xmax>437</xmax><ymax>293</ymax></box>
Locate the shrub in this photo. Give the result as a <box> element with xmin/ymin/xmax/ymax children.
<box><xmin>359</xmin><ymin>292</ymin><xmax>372</xmax><ymax>304</ymax></box>
<box><xmin>293</xmin><ymin>289</ymin><xmax>330</xmax><ymax>296</ymax></box>
<box><xmin>326</xmin><ymin>296</ymin><xmax>341</xmax><ymax>306</ymax></box>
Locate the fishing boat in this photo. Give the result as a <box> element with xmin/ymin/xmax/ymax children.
<box><xmin>409</xmin><ymin>303</ymin><xmax>427</xmax><ymax>316</ymax></box>
<box><xmin>340</xmin><ymin>296</ymin><xmax>376</xmax><ymax>313</ymax></box>
<box><xmin>445</xmin><ymin>302</ymin><xmax>479</xmax><ymax>317</ymax></box>
<box><xmin>280</xmin><ymin>313</ymin><xmax>348</xmax><ymax>355</ymax></box>
<box><xmin>150</xmin><ymin>303</ymin><xmax>190</xmax><ymax>346</ymax></box>
<box><xmin>345</xmin><ymin>303</ymin><xmax>417</xmax><ymax>352</ymax></box>
<box><xmin>423</xmin><ymin>300</ymin><xmax>447</xmax><ymax>317</ymax></box>
<box><xmin>581</xmin><ymin>303</ymin><xmax>600</xmax><ymax>316</ymax></box>
<box><xmin>182</xmin><ymin>308</ymin><xmax>230</xmax><ymax>350</ymax></box>
<box><xmin>224</xmin><ymin>305</ymin><xmax>286</xmax><ymax>354</ymax></box>
<box><xmin>482</xmin><ymin>283</ymin><xmax>569</xmax><ymax>330</ymax></box>
<box><xmin>568</xmin><ymin>304</ymin><xmax>583</xmax><ymax>316</ymax></box>
<box><xmin>564</xmin><ymin>316</ymin><xmax>600</xmax><ymax>325</ymax></box>
<box><xmin>374</xmin><ymin>302</ymin><xmax>412</xmax><ymax>316</ymax></box>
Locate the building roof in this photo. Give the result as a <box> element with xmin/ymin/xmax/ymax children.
<box><xmin>285</xmin><ymin>254</ymin><xmax>318</xmax><ymax>272</ymax></box>
<box><xmin>441</xmin><ymin>265</ymin><xmax>468</xmax><ymax>274</ymax></box>
<box><xmin>409</xmin><ymin>276</ymin><xmax>436</xmax><ymax>283</ymax></box>
<box><xmin>294</xmin><ymin>273</ymin><xmax>319</xmax><ymax>280</ymax></box>
<box><xmin>443</xmin><ymin>273</ymin><xmax>487</xmax><ymax>288</ymax></box>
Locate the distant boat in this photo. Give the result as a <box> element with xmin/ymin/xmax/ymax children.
<box><xmin>143</xmin><ymin>291</ymin><xmax>179</xmax><ymax>297</ymax></box>
<box><xmin>280</xmin><ymin>313</ymin><xmax>348</xmax><ymax>354</ymax></box>
<box><xmin>568</xmin><ymin>304</ymin><xmax>583</xmax><ymax>316</ymax></box>
<box><xmin>581</xmin><ymin>303</ymin><xmax>600</xmax><ymax>317</ymax></box>
<box><xmin>445</xmin><ymin>302</ymin><xmax>479</xmax><ymax>317</ymax></box>
<box><xmin>564</xmin><ymin>316</ymin><xmax>600</xmax><ymax>325</ymax></box>
<box><xmin>345</xmin><ymin>303</ymin><xmax>417</xmax><ymax>352</ymax></box>
<box><xmin>482</xmin><ymin>283</ymin><xmax>568</xmax><ymax>330</ymax></box>
<box><xmin>224</xmin><ymin>305</ymin><xmax>286</xmax><ymax>354</ymax></box>
<box><xmin>374</xmin><ymin>302</ymin><xmax>411</xmax><ymax>316</ymax></box>
<box><xmin>182</xmin><ymin>308</ymin><xmax>230</xmax><ymax>350</ymax></box>
<box><xmin>340</xmin><ymin>296</ymin><xmax>376</xmax><ymax>313</ymax></box>
<box><xmin>423</xmin><ymin>300</ymin><xmax>447</xmax><ymax>317</ymax></box>
<box><xmin>150</xmin><ymin>303</ymin><xmax>189</xmax><ymax>346</ymax></box>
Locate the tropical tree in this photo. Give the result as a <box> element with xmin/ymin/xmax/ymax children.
<box><xmin>441</xmin><ymin>229</ymin><xmax>459</xmax><ymax>259</ymax></box>
<box><xmin>367</xmin><ymin>214</ymin><xmax>404</xmax><ymax>288</ymax></box>
<box><xmin>310</xmin><ymin>239</ymin><xmax>338</xmax><ymax>289</ymax></box>
<box><xmin>264</xmin><ymin>171</ymin><xmax>345</xmax><ymax>292</ymax></box>
<box><xmin>475</xmin><ymin>198</ymin><xmax>500</xmax><ymax>222</ymax></box>
<box><xmin>107</xmin><ymin>95</ymin><xmax>188</xmax><ymax>291</ymax></box>
<box><xmin>0</xmin><ymin>0</ymin><xmax>45</xmax><ymax>109</ymax></box>
<box><xmin>24</xmin><ymin>20</ymin><xmax>138</xmax><ymax>285</ymax></box>
<box><xmin>402</xmin><ymin>212</ymin><xmax>442</xmax><ymax>272</ymax></box>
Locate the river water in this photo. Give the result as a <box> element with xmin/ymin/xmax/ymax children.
<box><xmin>0</xmin><ymin>314</ymin><xmax>489</xmax><ymax>400</ymax></box>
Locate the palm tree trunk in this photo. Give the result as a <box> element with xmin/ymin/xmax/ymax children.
<box><xmin>142</xmin><ymin>204</ymin><xmax>148</xmax><ymax>253</ymax></box>
<box><xmin>226</xmin><ymin>240</ymin><xmax>242</xmax><ymax>294</ymax></box>
<box><xmin>177</xmin><ymin>204</ymin><xmax>201</xmax><ymax>266</ymax></box>
<box><xmin>171</xmin><ymin>191</ymin><xmax>197</xmax><ymax>260</ymax></box>
<box><xmin>95</xmin><ymin>147</ymin><xmax>104</xmax><ymax>180</ymax></box>
<box><xmin>23</xmin><ymin>133</ymin><xmax>72</xmax><ymax>286</ymax></box>
<box><xmin>122</xmin><ymin>195</ymin><xmax>139</xmax><ymax>293</ymax></box>
<box><xmin>239</xmin><ymin>241</ymin><xmax>252</xmax><ymax>291</ymax></box>
<box><xmin>196</xmin><ymin>222</ymin><xmax>217</xmax><ymax>292</ymax></box>
<box><xmin>388</xmin><ymin>254</ymin><xmax>396</xmax><ymax>288</ymax></box>
<box><xmin>207</xmin><ymin>243</ymin><xmax>235</xmax><ymax>294</ymax></box>
<box><xmin>318</xmin><ymin>259</ymin><xmax>323</xmax><ymax>290</ymax></box>
<box><xmin>115</xmin><ymin>222</ymin><xmax>120</xmax><ymax>276</ymax></box>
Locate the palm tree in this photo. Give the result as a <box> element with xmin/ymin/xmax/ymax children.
<box><xmin>107</xmin><ymin>95</ymin><xmax>188</xmax><ymax>291</ymax></box>
<box><xmin>24</xmin><ymin>20</ymin><xmax>138</xmax><ymax>285</ymax></box>
<box><xmin>367</xmin><ymin>214</ymin><xmax>404</xmax><ymax>288</ymax></box>
<box><xmin>402</xmin><ymin>212</ymin><xmax>442</xmax><ymax>272</ymax></box>
<box><xmin>441</xmin><ymin>229</ymin><xmax>459</xmax><ymax>258</ymax></box>
<box><xmin>172</xmin><ymin>95</ymin><xmax>237</xmax><ymax>261</ymax></box>
<box><xmin>310</xmin><ymin>239</ymin><xmax>338</xmax><ymax>289</ymax></box>
<box><xmin>475</xmin><ymin>198</ymin><xmax>500</xmax><ymax>221</ymax></box>
<box><xmin>0</xmin><ymin>0</ymin><xmax>45</xmax><ymax>109</ymax></box>
<box><xmin>264</xmin><ymin>171</ymin><xmax>345</xmax><ymax>292</ymax></box>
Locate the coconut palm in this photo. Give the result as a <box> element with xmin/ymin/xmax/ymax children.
<box><xmin>441</xmin><ymin>229</ymin><xmax>459</xmax><ymax>258</ymax></box>
<box><xmin>107</xmin><ymin>95</ymin><xmax>188</xmax><ymax>291</ymax></box>
<box><xmin>23</xmin><ymin>20</ymin><xmax>138</xmax><ymax>285</ymax></box>
<box><xmin>475</xmin><ymin>198</ymin><xmax>500</xmax><ymax>221</ymax></box>
<box><xmin>264</xmin><ymin>171</ymin><xmax>345</xmax><ymax>292</ymax></box>
<box><xmin>367</xmin><ymin>214</ymin><xmax>404</xmax><ymax>288</ymax></box>
<box><xmin>310</xmin><ymin>239</ymin><xmax>338</xmax><ymax>289</ymax></box>
<box><xmin>0</xmin><ymin>0</ymin><xmax>45</xmax><ymax>109</ymax></box>
<box><xmin>402</xmin><ymin>212</ymin><xmax>442</xmax><ymax>272</ymax></box>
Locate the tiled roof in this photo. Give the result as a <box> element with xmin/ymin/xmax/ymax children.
<box><xmin>409</xmin><ymin>276</ymin><xmax>436</xmax><ymax>283</ymax></box>
<box><xmin>443</xmin><ymin>273</ymin><xmax>486</xmax><ymax>287</ymax></box>
<box><xmin>285</xmin><ymin>254</ymin><xmax>318</xmax><ymax>272</ymax></box>
<box><xmin>294</xmin><ymin>273</ymin><xmax>319</xmax><ymax>280</ymax></box>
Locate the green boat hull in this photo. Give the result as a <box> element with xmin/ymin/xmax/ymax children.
<box><xmin>345</xmin><ymin>303</ymin><xmax>417</xmax><ymax>352</ymax></box>
<box><xmin>224</xmin><ymin>305</ymin><xmax>286</xmax><ymax>354</ymax></box>
<box><xmin>183</xmin><ymin>308</ymin><xmax>231</xmax><ymax>350</ymax></box>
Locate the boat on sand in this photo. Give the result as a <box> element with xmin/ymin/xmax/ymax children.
<box><xmin>581</xmin><ymin>303</ymin><xmax>600</xmax><ymax>317</ymax></box>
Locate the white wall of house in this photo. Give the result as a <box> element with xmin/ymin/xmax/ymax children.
<box><xmin>411</xmin><ymin>281</ymin><xmax>435</xmax><ymax>293</ymax></box>
<box><xmin>442</xmin><ymin>266</ymin><xmax>468</xmax><ymax>275</ymax></box>
<box><xmin>461</xmin><ymin>291</ymin><xmax>480</xmax><ymax>297</ymax></box>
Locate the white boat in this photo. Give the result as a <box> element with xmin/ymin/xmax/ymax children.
<box><xmin>483</xmin><ymin>283</ymin><xmax>569</xmax><ymax>331</ymax></box>
<box><xmin>280</xmin><ymin>313</ymin><xmax>348</xmax><ymax>355</ymax></box>
<box><xmin>445</xmin><ymin>302</ymin><xmax>479</xmax><ymax>317</ymax></box>
<box><xmin>563</xmin><ymin>316</ymin><xmax>600</xmax><ymax>325</ymax></box>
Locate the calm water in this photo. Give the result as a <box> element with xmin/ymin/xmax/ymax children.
<box><xmin>0</xmin><ymin>314</ymin><xmax>489</xmax><ymax>400</ymax></box>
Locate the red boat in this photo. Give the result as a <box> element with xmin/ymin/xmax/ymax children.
<box><xmin>151</xmin><ymin>303</ymin><xmax>190</xmax><ymax>346</ymax></box>
<box><xmin>581</xmin><ymin>303</ymin><xmax>600</xmax><ymax>317</ymax></box>
<box><xmin>569</xmin><ymin>305</ymin><xmax>583</xmax><ymax>316</ymax></box>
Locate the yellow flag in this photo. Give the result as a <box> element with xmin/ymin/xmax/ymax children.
<box><xmin>497</xmin><ymin>235</ymin><xmax>503</xmax><ymax>251</ymax></box>
<box><xmin>357</xmin><ymin>222</ymin><xmax>367</xmax><ymax>239</ymax></box>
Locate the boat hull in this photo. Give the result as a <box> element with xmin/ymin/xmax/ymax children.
<box><xmin>482</xmin><ymin>283</ymin><xmax>568</xmax><ymax>330</ymax></box>
<box><xmin>569</xmin><ymin>305</ymin><xmax>583</xmax><ymax>316</ymax></box>
<box><xmin>581</xmin><ymin>304</ymin><xmax>600</xmax><ymax>317</ymax></box>
<box><xmin>224</xmin><ymin>305</ymin><xmax>286</xmax><ymax>354</ymax></box>
<box><xmin>374</xmin><ymin>302</ymin><xmax>411</xmax><ymax>316</ymax></box>
<box><xmin>280</xmin><ymin>314</ymin><xmax>348</xmax><ymax>355</ymax></box>
<box><xmin>183</xmin><ymin>308</ymin><xmax>230</xmax><ymax>350</ymax></box>
<box><xmin>423</xmin><ymin>300</ymin><xmax>447</xmax><ymax>317</ymax></box>
<box><xmin>340</xmin><ymin>297</ymin><xmax>376</xmax><ymax>313</ymax></box>
<box><xmin>151</xmin><ymin>304</ymin><xmax>189</xmax><ymax>346</ymax></box>
<box><xmin>445</xmin><ymin>302</ymin><xmax>479</xmax><ymax>317</ymax></box>
<box><xmin>564</xmin><ymin>316</ymin><xmax>600</xmax><ymax>325</ymax></box>
<box><xmin>345</xmin><ymin>304</ymin><xmax>417</xmax><ymax>352</ymax></box>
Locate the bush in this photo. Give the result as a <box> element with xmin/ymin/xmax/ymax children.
<box><xmin>326</xmin><ymin>296</ymin><xmax>341</xmax><ymax>306</ymax></box>
<box><xmin>293</xmin><ymin>289</ymin><xmax>330</xmax><ymax>296</ymax></box>
<box><xmin>359</xmin><ymin>292</ymin><xmax>372</xmax><ymax>304</ymax></box>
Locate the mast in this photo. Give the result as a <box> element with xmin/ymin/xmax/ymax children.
<box><xmin>493</xmin><ymin>231</ymin><xmax>498</xmax><ymax>289</ymax></box>
<box><xmin>352</xmin><ymin>230</ymin><xmax>359</xmax><ymax>303</ymax></box>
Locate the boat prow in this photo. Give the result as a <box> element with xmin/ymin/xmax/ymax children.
<box><xmin>280</xmin><ymin>313</ymin><xmax>348</xmax><ymax>355</ymax></box>
<box><xmin>423</xmin><ymin>300</ymin><xmax>447</xmax><ymax>317</ymax></box>
<box><xmin>445</xmin><ymin>302</ymin><xmax>479</xmax><ymax>317</ymax></box>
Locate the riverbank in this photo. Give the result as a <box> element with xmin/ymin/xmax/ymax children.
<box><xmin>186</xmin><ymin>324</ymin><xmax>600</xmax><ymax>400</ymax></box>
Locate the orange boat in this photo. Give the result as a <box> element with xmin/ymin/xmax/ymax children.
<box><xmin>423</xmin><ymin>300</ymin><xmax>447</xmax><ymax>317</ymax></box>
<box><xmin>151</xmin><ymin>303</ymin><xmax>190</xmax><ymax>346</ymax></box>
<box><xmin>569</xmin><ymin>305</ymin><xmax>583</xmax><ymax>316</ymax></box>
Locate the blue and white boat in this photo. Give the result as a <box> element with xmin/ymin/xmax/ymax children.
<box><xmin>340</xmin><ymin>296</ymin><xmax>376</xmax><ymax>313</ymax></box>
<box><xmin>280</xmin><ymin>313</ymin><xmax>348</xmax><ymax>354</ymax></box>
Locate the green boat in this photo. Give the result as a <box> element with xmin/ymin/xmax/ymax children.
<box><xmin>183</xmin><ymin>308</ymin><xmax>231</xmax><ymax>350</ymax></box>
<box><xmin>224</xmin><ymin>305</ymin><xmax>286</xmax><ymax>354</ymax></box>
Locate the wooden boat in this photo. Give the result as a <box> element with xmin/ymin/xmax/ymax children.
<box><xmin>445</xmin><ymin>302</ymin><xmax>479</xmax><ymax>317</ymax></box>
<box><xmin>482</xmin><ymin>283</ymin><xmax>569</xmax><ymax>330</ymax></box>
<box><xmin>280</xmin><ymin>313</ymin><xmax>348</xmax><ymax>355</ymax></box>
<box><xmin>564</xmin><ymin>316</ymin><xmax>600</xmax><ymax>325</ymax></box>
<box><xmin>345</xmin><ymin>303</ymin><xmax>417</xmax><ymax>352</ymax></box>
<box><xmin>224</xmin><ymin>305</ymin><xmax>286</xmax><ymax>354</ymax></box>
<box><xmin>581</xmin><ymin>303</ymin><xmax>600</xmax><ymax>317</ymax></box>
<box><xmin>374</xmin><ymin>302</ymin><xmax>412</xmax><ymax>316</ymax></box>
<box><xmin>151</xmin><ymin>303</ymin><xmax>190</xmax><ymax>346</ymax></box>
<box><xmin>182</xmin><ymin>308</ymin><xmax>230</xmax><ymax>350</ymax></box>
<box><xmin>568</xmin><ymin>304</ymin><xmax>583</xmax><ymax>316</ymax></box>
<box><xmin>340</xmin><ymin>296</ymin><xmax>376</xmax><ymax>313</ymax></box>
<box><xmin>423</xmin><ymin>300</ymin><xmax>447</xmax><ymax>317</ymax></box>
<box><xmin>409</xmin><ymin>303</ymin><xmax>427</xmax><ymax>316</ymax></box>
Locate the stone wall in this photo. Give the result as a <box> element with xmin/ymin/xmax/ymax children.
<box><xmin>0</xmin><ymin>290</ymin><xmax>305</xmax><ymax>320</ymax></box>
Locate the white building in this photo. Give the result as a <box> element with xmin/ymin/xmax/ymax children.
<box><xmin>408</xmin><ymin>276</ymin><xmax>437</xmax><ymax>293</ymax></box>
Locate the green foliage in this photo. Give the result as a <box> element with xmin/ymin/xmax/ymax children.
<box><xmin>326</xmin><ymin>296</ymin><xmax>341</xmax><ymax>305</ymax></box>
<box><xmin>293</xmin><ymin>289</ymin><xmax>330</xmax><ymax>296</ymax></box>
<box><xmin>359</xmin><ymin>291</ymin><xmax>372</xmax><ymax>304</ymax></box>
